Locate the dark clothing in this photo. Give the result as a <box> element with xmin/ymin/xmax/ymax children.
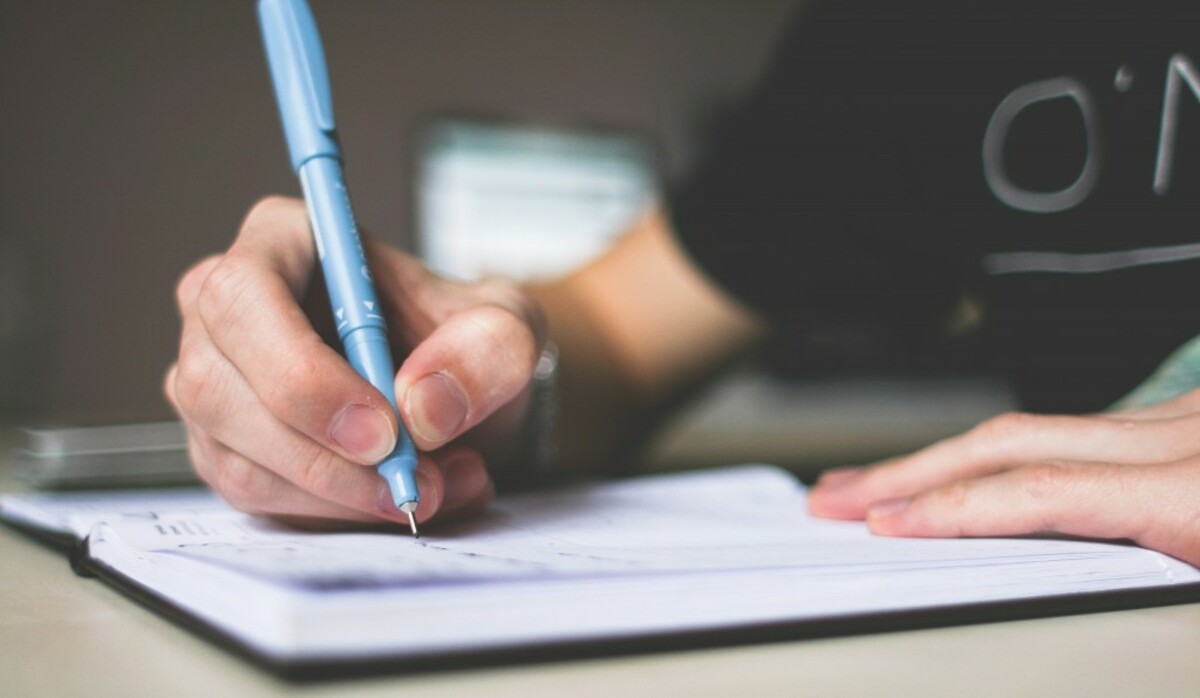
<box><xmin>671</xmin><ymin>0</ymin><xmax>1200</xmax><ymax>412</ymax></box>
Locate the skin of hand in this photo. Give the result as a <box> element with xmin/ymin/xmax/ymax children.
<box><xmin>808</xmin><ymin>388</ymin><xmax>1200</xmax><ymax>566</ymax></box>
<box><xmin>164</xmin><ymin>197</ymin><xmax>547</xmax><ymax>528</ymax></box>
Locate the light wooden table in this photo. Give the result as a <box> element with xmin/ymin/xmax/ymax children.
<box><xmin>4</xmin><ymin>424</ymin><xmax>1200</xmax><ymax>698</ymax></box>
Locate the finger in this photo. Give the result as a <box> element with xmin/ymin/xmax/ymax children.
<box><xmin>176</xmin><ymin>325</ymin><xmax>483</xmax><ymax>527</ymax></box>
<box><xmin>394</xmin><ymin>298</ymin><xmax>544</xmax><ymax>451</ymax></box>
<box><xmin>808</xmin><ymin>411</ymin><xmax>1200</xmax><ymax>520</ymax></box>
<box><xmin>276</xmin><ymin>454</ymin><xmax>493</xmax><ymax>530</ymax></box>
<box><xmin>174</xmin><ymin>254</ymin><xmax>224</xmax><ymax>319</ymax></box>
<box><xmin>172</xmin><ymin>319</ymin><xmax>439</xmax><ymax>524</ymax></box>
<box><xmin>224</xmin><ymin>196</ymin><xmax>322</xmax><ymax>297</ymax></box>
<box><xmin>176</xmin><ymin>310</ymin><xmax>487</xmax><ymax>525</ymax></box>
<box><xmin>196</xmin><ymin>198</ymin><xmax>400</xmax><ymax>466</ymax></box>
<box><xmin>187</xmin><ymin>433</ymin><xmax>391</xmax><ymax>523</ymax></box>
<box><xmin>169</xmin><ymin>201</ymin><xmax>492</xmax><ymax>525</ymax></box>
<box><xmin>176</xmin><ymin>273</ymin><xmax>414</xmax><ymax>523</ymax></box>
<box><xmin>359</xmin><ymin>234</ymin><xmax>443</xmax><ymax>348</ymax></box>
<box><xmin>361</xmin><ymin>234</ymin><xmax>547</xmax><ymax>348</ymax></box>
<box><xmin>430</xmin><ymin>446</ymin><xmax>495</xmax><ymax>520</ymax></box>
<box><xmin>192</xmin><ymin>425</ymin><xmax>489</xmax><ymax>527</ymax></box>
<box><xmin>356</xmin><ymin>237</ymin><xmax>549</xmax><ymax>450</ymax></box>
<box><xmin>191</xmin><ymin>419</ymin><xmax>451</xmax><ymax>526</ymax></box>
<box><xmin>1107</xmin><ymin>387</ymin><xmax>1200</xmax><ymax>421</ymax></box>
<box><xmin>163</xmin><ymin>363</ymin><xmax>182</xmax><ymax>416</ymax></box>
<box><xmin>865</xmin><ymin>459</ymin><xmax>1200</xmax><ymax>567</ymax></box>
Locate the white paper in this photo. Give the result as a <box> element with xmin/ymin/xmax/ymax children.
<box><xmin>0</xmin><ymin>488</ymin><xmax>222</xmax><ymax>538</ymax></box>
<box><xmin>74</xmin><ymin>465</ymin><xmax>1200</xmax><ymax>661</ymax></box>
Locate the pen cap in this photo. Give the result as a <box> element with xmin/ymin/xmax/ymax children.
<box><xmin>258</xmin><ymin>0</ymin><xmax>341</xmax><ymax>170</ymax></box>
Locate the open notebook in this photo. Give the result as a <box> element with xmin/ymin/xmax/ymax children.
<box><xmin>3</xmin><ymin>465</ymin><xmax>1199</xmax><ymax>678</ymax></box>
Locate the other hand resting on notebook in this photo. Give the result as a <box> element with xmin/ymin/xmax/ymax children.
<box><xmin>808</xmin><ymin>392</ymin><xmax>1200</xmax><ymax>567</ymax></box>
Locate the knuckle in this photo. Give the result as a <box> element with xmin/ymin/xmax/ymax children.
<box><xmin>172</xmin><ymin>349</ymin><xmax>222</xmax><ymax>417</ymax></box>
<box><xmin>1018</xmin><ymin>461</ymin><xmax>1077</xmax><ymax>503</ymax></box>
<box><xmin>175</xmin><ymin>254</ymin><xmax>223</xmax><ymax>313</ymax></box>
<box><xmin>974</xmin><ymin>411</ymin><xmax>1035</xmax><ymax>440</ymax></box>
<box><xmin>243</xmin><ymin>195</ymin><xmax>301</xmax><ymax>228</ymax></box>
<box><xmin>196</xmin><ymin>255</ymin><xmax>256</xmax><ymax>330</ymax></box>
<box><xmin>476</xmin><ymin>280</ymin><xmax>545</xmax><ymax>334</ymax></box>
<box><xmin>163</xmin><ymin>364</ymin><xmax>180</xmax><ymax>411</ymax></box>
<box><xmin>469</xmin><ymin>303</ymin><xmax>540</xmax><ymax>369</ymax></box>
<box><xmin>293</xmin><ymin>447</ymin><xmax>345</xmax><ymax>500</ymax></box>
<box><xmin>931</xmin><ymin>480</ymin><xmax>972</xmax><ymax>511</ymax></box>
<box><xmin>259</xmin><ymin>342</ymin><xmax>329</xmax><ymax>420</ymax></box>
<box><xmin>969</xmin><ymin>412</ymin><xmax>1039</xmax><ymax>459</ymax></box>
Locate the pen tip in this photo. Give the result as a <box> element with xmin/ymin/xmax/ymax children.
<box><xmin>407</xmin><ymin>511</ymin><xmax>420</xmax><ymax>538</ymax></box>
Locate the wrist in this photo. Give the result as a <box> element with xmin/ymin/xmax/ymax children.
<box><xmin>490</xmin><ymin>342</ymin><xmax>560</xmax><ymax>490</ymax></box>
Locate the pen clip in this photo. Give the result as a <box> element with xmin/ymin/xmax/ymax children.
<box><xmin>259</xmin><ymin>0</ymin><xmax>339</xmax><ymax>170</ymax></box>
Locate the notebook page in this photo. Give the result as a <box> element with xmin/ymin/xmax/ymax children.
<box><xmin>85</xmin><ymin>465</ymin><xmax>1200</xmax><ymax>659</ymax></box>
<box><xmin>99</xmin><ymin>465</ymin><xmax>1194</xmax><ymax>587</ymax></box>
<box><xmin>0</xmin><ymin>488</ymin><xmax>223</xmax><ymax>538</ymax></box>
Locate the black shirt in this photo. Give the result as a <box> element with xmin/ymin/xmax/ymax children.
<box><xmin>671</xmin><ymin>0</ymin><xmax>1200</xmax><ymax>412</ymax></box>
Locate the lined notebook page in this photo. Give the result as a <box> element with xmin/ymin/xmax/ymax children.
<box><xmin>82</xmin><ymin>465</ymin><xmax>1200</xmax><ymax>660</ymax></box>
<box><xmin>0</xmin><ymin>488</ymin><xmax>221</xmax><ymax>538</ymax></box>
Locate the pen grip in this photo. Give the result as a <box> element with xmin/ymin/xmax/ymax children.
<box><xmin>298</xmin><ymin>156</ymin><xmax>416</xmax><ymax>452</ymax></box>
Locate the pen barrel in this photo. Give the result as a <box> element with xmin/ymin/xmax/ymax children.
<box><xmin>298</xmin><ymin>157</ymin><xmax>385</xmax><ymax>342</ymax></box>
<box><xmin>258</xmin><ymin>0</ymin><xmax>340</xmax><ymax>170</ymax></box>
<box><xmin>263</xmin><ymin>0</ymin><xmax>420</xmax><ymax>510</ymax></box>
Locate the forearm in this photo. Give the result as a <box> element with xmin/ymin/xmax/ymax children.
<box><xmin>525</xmin><ymin>277</ymin><xmax>640</xmax><ymax>476</ymax></box>
<box><xmin>526</xmin><ymin>211</ymin><xmax>766</xmax><ymax>476</ymax></box>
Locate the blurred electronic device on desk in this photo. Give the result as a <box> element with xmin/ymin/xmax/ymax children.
<box><xmin>13</xmin><ymin>421</ymin><xmax>197</xmax><ymax>490</ymax></box>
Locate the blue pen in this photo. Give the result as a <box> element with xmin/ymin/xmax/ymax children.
<box><xmin>258</xmin><ymin>0</ymin><xmax>421</xmax><ymax>535</ymax></box>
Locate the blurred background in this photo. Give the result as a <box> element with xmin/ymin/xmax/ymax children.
<box><xmin>0</xmin><ymin>0</ymin><xmax>796</xmax><ymax>423</ymax></box>
<box><xmin>0</xmin><ymin>0</ymin><xmax>1012</xmax><ymax>476</ymax></box>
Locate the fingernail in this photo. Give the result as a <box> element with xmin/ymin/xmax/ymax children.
<box><xmin>405</xmin><ymin>372</ymin><xmax>468</xmax><ymax>445</ymax></box>
<box><xmin>868</xmin><ymin>497</ymin><xmax>910</xmax><ymax>519</ymax></box>
<box><xmin>442</xmin><ymin>453</ymin><xmax>491</xmax><ymax>508</ymax></box>
<box><xmin>331</xmin><ymin>405</ymin><xmax>396</xmax><ymax>463</ymax></box>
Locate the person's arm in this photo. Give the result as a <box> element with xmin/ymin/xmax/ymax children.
<box><xmin>527</xmin><ymin>211</ymin><xmax>766</xmax><ymax>476</ymax></box>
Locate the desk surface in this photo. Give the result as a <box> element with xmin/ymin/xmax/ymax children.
<box><xmin>4</xmin><ymin>431</ymin><xmax>1200</xmax><ymax>697</ymax></box>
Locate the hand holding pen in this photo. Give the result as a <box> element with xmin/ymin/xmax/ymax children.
<box><xmin>166</xmin><ymin>197</ymin><xmax>545</xmax><ymax>528</ymax></box>
<box><xmin>164</xmin><ymin>1</ymin><xmax>546</xmax><ymax>530</ymax></box>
